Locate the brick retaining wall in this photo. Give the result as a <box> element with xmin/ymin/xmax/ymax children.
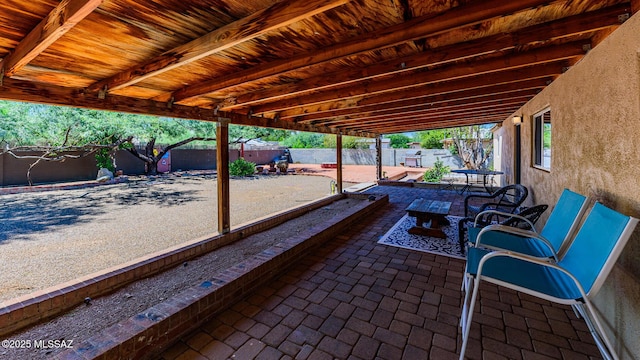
<box><xmin>0</xmin><ymin>193</ymin><xmax>375</xmax><ymax>339</ymax></box>
<box><xmin>53</xmin><ymin>193</ymin><xmax>388</xmax><ymax>359</ymax></box>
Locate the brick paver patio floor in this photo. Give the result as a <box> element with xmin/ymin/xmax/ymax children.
<box><xmin>160</xmin><ymin>186</ymin><xmax>601</xmax><ymax>360</ymax></box>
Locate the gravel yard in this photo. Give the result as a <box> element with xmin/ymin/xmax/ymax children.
<box><xmin>0</xmin><ymin>174</ymin><xmax>337</xmax><ymax>303</ymax></box>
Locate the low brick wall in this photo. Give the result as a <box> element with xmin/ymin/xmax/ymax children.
<box><xmin>55</xmin><ymin>193</ymin><xmax>388</xmax><ymax>359</ymax></box>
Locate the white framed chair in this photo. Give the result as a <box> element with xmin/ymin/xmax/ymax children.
<box><xmin>459</xmin><ymin>202</ymin><xmax>638</xmax><ymax>360</ymax></box>
<box><xmin>460</xmin><ymin>189</ymin><xmax>588</xmax><ymax>299</ymax></box>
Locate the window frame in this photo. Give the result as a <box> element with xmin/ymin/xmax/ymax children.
<box><xmin>532</xmin><ymin>108</ymin><xmax>551</xmax><ymax>171</ymax></box>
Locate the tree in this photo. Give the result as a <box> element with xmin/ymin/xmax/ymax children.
<box><xmin>115</xmin><ymin>116</ymin><xmax>216</xmax><ymax>174</ymax></box>
<box><xmin>321</xmin><ymin>135</ymin><xmax>364</xmax><ymax>149</ymax></box>
<box><xmin>449</xmin><ymin>125</ymin><xmax>492</xmax><ymax>170</ymax></box>
<box><xmin>116</xmin><ymin>121</ymin><xmax>288</xmax><ymax>175</ymax></box>
<box><xmin>0</xmin><ymin>102</ymin><xmax>138</xmax><ymax>184</ymax></box>
<box><xmin>417</xmin><ymin>129</ymin><xmax>447</xmax><ymax>149</ymax></box>
<box><xmin>231</xmin><ymin>126</ymin><xmax>288</xmax><ymax>142</ymax></box>
<box><xmin>281</xmin><ymin>132</ymin><xmax>325</xmax><ymax>148</ymax></box>
<box><xmin>385</xmin><ymin>134</ymin><xmax>412</xmax><ymax>148</ymax></box>
<box><xmin>0</xmin><ymin>101</ymin><xmax>290</xmax><ymax>181</ymax></box>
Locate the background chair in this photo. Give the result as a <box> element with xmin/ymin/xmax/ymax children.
<box><xmin>460</xmin><ymin>202</ymin><xmax>638</xmax><ymax>360</ymax></box>
<box><xmin>457</xmin><ymin>204</ymin><xmax>548</xmax><ymax>254</ymax></box>
<box><xmin>495</xmin><ymin>204</ymin><xmax>548</xmax><ymax>228</ymax></box>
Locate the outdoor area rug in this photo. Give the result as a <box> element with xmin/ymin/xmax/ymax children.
<box><xmin>378</xmin><ymin>214</ymin><xmax>466</xmax><ymax>260</ymax></box>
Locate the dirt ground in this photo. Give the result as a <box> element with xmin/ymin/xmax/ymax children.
<box><xmin>0</xmin><ymin>173</ymin><xmax>341</xmax><ymax>303</ymax></box>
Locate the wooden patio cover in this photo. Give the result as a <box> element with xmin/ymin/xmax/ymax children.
<box><xmin>0</xmin><ymin>0</ymin><xmax>637</xmax><ymax>137</ymax></box>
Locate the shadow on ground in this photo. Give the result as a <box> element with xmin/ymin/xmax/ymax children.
<box><xmin>0</xmin><ymin>178</ymin><xmax>205</xmax><ymax>244</ymax></box>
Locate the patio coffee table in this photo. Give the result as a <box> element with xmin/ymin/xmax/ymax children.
<box><xmin>405</xmin><ymin>198</ymin><xmax>452</xmax><ymax>239</ymax></box>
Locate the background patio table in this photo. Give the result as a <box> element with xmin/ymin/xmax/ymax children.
<box><xmin>451</xmin><ymin>169</ymin><xmax>504</xmax><ymax>194</ymax></box>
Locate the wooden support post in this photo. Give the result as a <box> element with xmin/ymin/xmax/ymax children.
<box><xmin>336</xmin><ymin>134</ymin><xmax>343</xmax><ymax>193</ymax></box>
<box><xmin>376</xmin><ymin>136</ymin><xmax>383</xmax><ymax>180</ymax></box>
<box><xmin>216</xmin><ymin>118</ymin><xmax>231</xmax><ymax>234</ymax></box>
<box><xmin>515</xmin><ymin>122</ymin><xmax>521</xmax><ymax>185</ymax></box>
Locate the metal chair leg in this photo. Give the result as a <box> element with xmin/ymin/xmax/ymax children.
<box><xmin>576</xmin><ymin>302</ymin><xmax>619</xmax><ymax>360</ymax></box>
<box><xmin>459</xmin><ymin>274</ymin><xmax>481</xmax><ymax>360</ymax></box>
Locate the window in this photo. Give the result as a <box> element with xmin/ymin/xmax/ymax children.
<box><xmin>533</xmin><ymin>108</ymin><xmax>551</xmax><ymax>170</ymax></box>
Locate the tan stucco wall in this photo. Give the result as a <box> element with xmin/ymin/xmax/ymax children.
<box><xmin>496</xmin><ymin>11</ymin><xmax>640</xmax><ymax>359</ymax></box>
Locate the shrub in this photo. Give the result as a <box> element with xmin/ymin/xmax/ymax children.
<box><xmin>229</xmin><ymin>157</ymin><xmax>256</xmax><ymax>177</ymax></box>
<box><xmin>95</xmin><ymin>148</ymin><xmax>115</xmax><ymax>172</ymax></box>
<box><xmin>423</xmin><ymin>158</ymin><xmax>450</xmax><ymax>183</ymax></box>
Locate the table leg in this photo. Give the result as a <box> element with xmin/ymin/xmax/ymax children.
<box><xmin>458</xmin><ymin>174</ymin><xmax>470</xmax><ymax>195</ymax></box>
<box><xmin>482</xmin><ymin>175</ymin><xmax>489</xmax><ymax>194</ymax></box>
<box><xmin>482</xmin><ymin>174</ymin><xmax>496</xmax><ymax>194</ymax></box>
<box><xmin>408</xmin><ymin>214</ymin><xmax>448</xmax><ymax>238</ymax></box>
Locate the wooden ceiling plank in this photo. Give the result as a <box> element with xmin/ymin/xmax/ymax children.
<box><xmin>232</xmin><ymin>5</ymin><xmax>626</xmax><ymax>107</ymax></box>
<box><xmin>363</xmin><ymin>112</ymin><xmax>514</xmax><ymax>133</ymax></box>
<box><xmin>335</xmin><ymin>104</ymin><xmax>521</xmax><ymax>130</ymax></box>
<box><xmin>296</xmin><ymin>88</ymin><xmax>539</xmax><ymax>123</ymax></box>
<box><xmin>0</xmin><ymin>0</ymin><xmax>104</xmax><ymax>77</ymax></box>
<box><xmin>171</xmin><ymin>0</ymin><xmax>553</xmax><ymax>103</ymax></box>
<box><xmin>0</xmin><ymin>78</ymin><xmax>373</xmax><ymax>137</ymax></box>
<box><xmin>320</xmin><ymin>96</ymin><xmax>533</xmax><ymax>126</ymax></box>
<box><xmin>346</xmin><ymin>105</ymin><xmax>518</xmax><ymax>125</ymax></box>
<box><xmin>364</xmin><ymin>120</ymin><xmax>504</xmax><ymax>133</ymax></box>
<box><xmin>356</xmin><ymin>75</ymin><xmax>553</xmax><ymax>108</ymax></box>
<box><xmin>312</xmin><ymin>94</ymin><xmax>534</xmax><ymax>126</ymax></box>
<box><xmin>284</xmin><ymin>78</ymin><xmax>548</xmax><ymax>120</ymax></box>
<box><xmin>245</xmin><ymin>43</ymin><xmax>580</xmax><ymax>114</ymax></box>
<box><xmin>338</xmin><ymin>106</ymin><xmax>521</xmax><ymax>129</ymax></box>
<box><xmin>86</xmin><ymin>0</ymin><xmax>349</xmax><ymax>93</ymax></box>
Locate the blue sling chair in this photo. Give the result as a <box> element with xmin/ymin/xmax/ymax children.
<box><xmin>468</xmin><ymin>188</ymin><xmax>589</xmax><ymax>260</ymax></box>
<box><xmin>461</xmin><ymin>189</ymin><xmax>588</xmax><ymax>296</ymax></box>
<box><xmin>459</xmin><ymin>202</ymin><xmax>638</xmax><ymax>360</ymax></box>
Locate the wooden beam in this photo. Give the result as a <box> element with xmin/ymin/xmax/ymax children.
<box><xmin>338</xmin><ymin>110</ymin><xmax>522</xmax><ymax>133</ymax></box>
<box><xmin>376</xmin><ymin>136</ymin><xmax>382</xmax><ymax>180</ymax></box>
<box><xmin>0</xmin><ymin>78</ymin><xmax>375</xmax><ymax>137</ymax></box>
<box><xmin>336</xmin><ymin>134</ymin><xmax>343</xmax><ymax>193</ymax></box>
<box><xmin>327</xmin><ymin>99</ymin><xmax>530</xmax><ymax>127</ymax></box>
<box><xmin>246</xmin><ymin>43</ymin><xmax>578</xmax><ymax>115</ymax></box>
<box><xmin>368</xmin><ymin>112</ymin><xmax>513</xmax><ymax>133</ymax></box>
<box><xmin>337</xmin><ymin>105</ymin><xmax>521</xmax><ymax>130</ymax></box>
<box><xmin>284</xmin><ymin>79</ymin><xmax>547</xmax><ymax>121</ymax></box>
<box><xmin>171</xmin><ymin>0</ymin><xmax>553</xmax><ymax>102</ymax></box>
<box><xmin>381</xmin><ymin>118</ymin><xmax>508</xmax><ymax>132</ymax></box>
<box><xmin>217</xmin><ymin>119</ymin><xmax>231</xmax><ymax>234</ymax></box>
<box><xmin>359</xmin><ymin>78</ymin><xmax>550</xmax><ymax>110</ymax></box>
<box><xmin>87</xmin><ymin>0</ymin><xmax>349</xmax><ymax>92</ymax></box>
<box><xmin>308</xmin><ymin>92</ymin><xmax>536</xmax><ymax>125</ymax></box>
<box><xmin>359</xmin><ymin>107</ymin><xmax>518</xmax><ymax>127</ymax></box>
<box><xmin>378</xmin><ymin>116</ymin><xmax>506</xmax><ymax>133</ymax></box>
<box><xmin>0</xmin><ymin>0</ymin><xmax>104</xmax><ymax>77</ymax></box>
<box><xmin>230</xmin><ymin>6</ymin><xmax>625</xmax><ymax>108</ymax></box>
<box><xmin>283</xmin><ymin>77</ymin><xmax>550</xmax><ymax>122</ymax></box>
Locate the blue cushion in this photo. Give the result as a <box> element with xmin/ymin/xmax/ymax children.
<box><xmin>560</xmin><ymin>203</ymin><xmax>629</xmax><ymax>292</ymax></box>
<box><xmin>468</xmin><ymin>226</ymin><xmax>556</xmax><ymax>258</ymax></box>
<box><xmin>539</xmin><ymin>189</ymin><xmax>587</xmax><ymax>252</ymax></box>
<box><xmin>466</xmin><ymin>247</ymin><xmax>582</xmax><ymax>300</ymax></box>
